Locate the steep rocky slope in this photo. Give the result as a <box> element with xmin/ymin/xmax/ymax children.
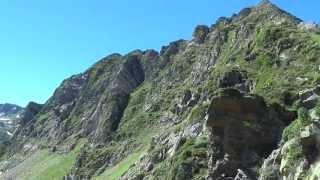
<box><xmin>1</xmin><ymin>0</ymin><xmax>320</xmax><ymax>179</ymax></box>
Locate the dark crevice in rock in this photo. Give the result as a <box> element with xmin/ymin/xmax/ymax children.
<box><xmin>301</xmin><ymin>134</ymin><xmax>320</xmax><ymax>165</ymax></box>
<box><xmin>110</xmin><ymin>55</ymin><xmax>145</xmax><ymax>130</ymax></box>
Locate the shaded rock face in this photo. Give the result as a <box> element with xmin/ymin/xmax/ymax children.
<box><xmin>7</xmin><ymin>102</ymin><xmax>43</xmax><ymax>154</ymax></box>
<box><xmin>298</xmin><ymin>85</ymin><xmax>320</xmax><ymax>109</ymax></box>
<box><xmin>301</xmin><ymin>134</ymin><xmax>320</xmax><ymax>165</ymax></box>
<box><xmin>19</xmin><ymin>102</ymin><xmax>43</xmax><ymax>126</ymax></box>
<box><xmin>140</xmin><ymin>49</ymin><xmax>161</xmax><ymax>81</ymax></box>
<box><xmin>92</xmin><ymin>55</ymin><xmax>145</xmax><ymax>142</ymax></box>
<box><xmin>29</xmin><ymin>53</ymin><xmax>144</xmax><ymax>144</ymax></box>
<box><xmin>206</xmin><ymin>89</ymin><xmax>296</xmax><ymax>179</ymax></box>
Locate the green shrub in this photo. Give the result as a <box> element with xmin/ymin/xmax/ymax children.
<box><xmin>285</xmin><ymin>141</ymin><xmax>304</xmax><ymax>173</ymax></box>
<box><xmin>315</xmin><ymin>101</ymin><xmax>320</xmax><ymax>117</ymax></box>
<box><xmin>283</xmin><ymin>108</ymin><xmax>311</xmax><ymax>141</ymax></box>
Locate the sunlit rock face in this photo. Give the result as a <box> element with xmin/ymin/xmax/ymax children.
<box><xmin>2</xmin><ymin>0</ymin><xmax>320</xmax><ymax>179</ymax></box>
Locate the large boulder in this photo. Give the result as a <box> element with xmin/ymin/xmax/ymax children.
<box><xmin>206</xmin><ymin>89</ymin><xmax>296</xmax><ymax>179</ymax></box>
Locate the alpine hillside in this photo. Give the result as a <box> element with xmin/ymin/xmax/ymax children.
<box><xmin>1</xmin><ymin>0</ymin><xmax>320</xmax><ymax>179</ymax></box>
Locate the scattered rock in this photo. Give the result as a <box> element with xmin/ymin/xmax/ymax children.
<box><xmin>298</xmin><ymin>22</ymin><xmax>318</xmax><ymax>32</ymax></box>
<box><xmin>183</xmin><ymin>123</ymin><xmax>202</xmax><ymax>138</ymax></box>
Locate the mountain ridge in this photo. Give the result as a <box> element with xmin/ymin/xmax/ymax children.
<box><xmin>1</xmin><ymin>1</ymin><xmax>320</xmax><ymax>179</ymax></box>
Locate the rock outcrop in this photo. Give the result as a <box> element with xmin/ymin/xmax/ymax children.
<box><xmin>19</xmin><ymin>102</ymin><xmax>43</xmax><ymax>126</ymax></box>
<box><xmin>2</xmin><ymin>1</ymin><xmax>320</xmax><ymax>179</ymax></box>
<box><xmin>206</xmin><ymin>89</ymin><xmax>296</xmax><ymax>179</ymax></box>
<box><xmin>218</xmin><ymin>70</ymin><xmax>253</xmax><ymax>92</ymax></box>
<box><xmin>260</xmin><ymin>104</ymin><xmax>320</xmax><ymax>179</ymax></box>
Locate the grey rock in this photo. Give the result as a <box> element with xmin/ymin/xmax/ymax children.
<box><xmin>219</xmin><ymin>70</ymin><xmax>252</xmax><ymax>92</ymax></box>
<box><xmin>206</xmin><ymin>89</ymin><xmax>296</xmax><ymax>179</ymax></box>
<box><xmin>183</xmin><ymin>123</ymin><xmax>202</xmax><ymax>138</ymax></box>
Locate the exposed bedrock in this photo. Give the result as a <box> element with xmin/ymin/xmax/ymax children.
<box><xmin>206</xmin><ymin>89</ymin><xmax>296</xmax><ymax>179</ymax></box>
<box><xmin>91</xmin><ymin>54</ymin><xmax>145</xmax><ymax>143</ymax></box>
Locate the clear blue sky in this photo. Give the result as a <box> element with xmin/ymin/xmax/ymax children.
<box><xmin>0</xmin><ymin>0</ymin><xmax>319</xmax><ymax>107</ymax></box>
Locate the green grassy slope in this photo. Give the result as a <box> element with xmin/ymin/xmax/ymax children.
<box><xmin>1</xmin><ymin>140</ymin><xmax>86</xmax><ymax>180</ymax></box>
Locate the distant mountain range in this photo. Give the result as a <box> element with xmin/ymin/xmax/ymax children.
<box><xmin>0</xmin><ymin>103</ymin><xmax>24</xmax><ymax>143</ymax></box>
<box><xmin>0</xmin><ymin>103</ymin><xmax>23</xmax><ymax>119</ymax></box>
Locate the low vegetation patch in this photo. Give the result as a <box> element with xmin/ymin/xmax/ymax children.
<box><xmin>94</xmin><ymin>148</ymin><xmax>146</xmax><ymax>180</ymax></box>
<box><xmin>283</xmin><ymin>108</ymin><xmax>311</xmax><ymax>141</ymax></box>
<box><xmin>2</xmin><ymin>139</ymin><xmax>86</xmax><ymax>180</ymax></box>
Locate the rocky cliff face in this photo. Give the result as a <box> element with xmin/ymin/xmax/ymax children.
<box><xmin>2</xmin><ymin>0</ymin><xmax>320</xmax><ymax>179</ymax></box>
<box><xmin>206</xmin><ymin>89</ymin><xmax>296</xmax><ymax>179</ymax></box>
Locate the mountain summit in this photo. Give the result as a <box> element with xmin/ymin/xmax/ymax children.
<box><xmin>1</xmin><ymin>1</ymin><xmax>320</xmax><ymax>179</ymax></box>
